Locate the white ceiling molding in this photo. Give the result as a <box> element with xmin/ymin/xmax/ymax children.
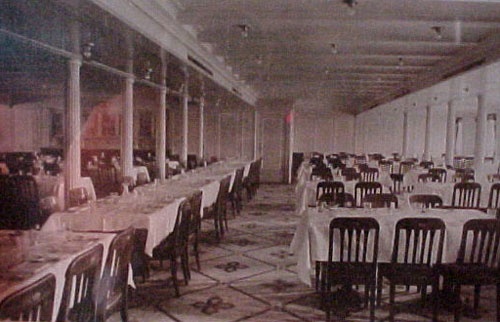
<box><xmin>87</xmin><ymin>0</ymin><xmax>258</xmax><ymax>105</ymax></box>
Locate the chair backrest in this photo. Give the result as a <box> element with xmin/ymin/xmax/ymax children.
<box><xmin>488</xmin><ymin>183</ymin><xmax>500</xmax><ymax>209</ymax></box>
<box><xmin>0</xmin><ymin>273</ymin><xmax>56</xmax><ymax>321</ymax></box>
<box><xmin>97</xmin><ymin>165</ymin><xmax>118</xmax><ymax>186</ymax></box>
<box><xmin>456</xmin><ymin>219</ymin><xmax>500</xmax><ymax>268</ymax></box>
<box><xmin>69</xmin><ymin>187</ymin><xmax>89</xmax><ymax>208</ymax></box>
<box><xmin>451</xmin><ymin>182</ymin><xmax>481</xmax><ymax>208</ymax></box>
<box><xmin>96</xmin><ymin>227</ymin><xmax>134</xmax><ymax>321</ymax></box>
<box><xmin>9</xmin><ymin>175</ymin><xmax>40</xmax><ymax>229</ymax></box>
<box><xmin>389</xmin><ymin>173</ymin><xmax>404</xmax><ymax>194</ymax></box>
<box><xmin>428</xmin><ymin>168</ymin><xmax>447</xmax><ymax>183</ymax></box>
<box><xmin>310</xmin><ymin>165</ymin><xmax>333</xmax><ymax>181</ymax></box>
<box><xmin>399</xmin><ymin>161</ymin><xmax>414</xmax><ymax>174</ymax></box>
<box><xmin>341</xmin><ymin>167</ymin><xmax>360</xmax><ymax>181</ymax></box>
<box><xmin>316</xmin><ymin>181</ymin><xmax>345</xmax><ymax>206</ymax></box>
<box><xmin>172</xmin><ymin>199</ymin><xmax>193</xmax><ymax>251</ymax></box>
<box><xmin>454</xmin><ymin>168</ymin><xmax>475</xmax><ymax>183</ymax></box>
<box><xmin>231</xmin><ymin>167</ymin><xmax>244</xmax><ymax>195</ymax></box>
<box><xmin>57</xmin><ymin>243</ymin><xmax>103</xmax><ymax>322</ymax></box>
<box><xmin>419</xmin><ymin>161</ymin><xmax>434</xmax><ymax>169</ymax></box>
<box><xmin>217</xmin><ymin>175</ymin><xmax>231</xmax><ymax>215</ymax></box>
<box><xmin>391</xmin><ymin>217</ymin><xmax>446</xmax><ymax>265</ymax></box>
<box><xmin>378</xmin><ymin>160</ymin><xmax>393</xmax><ymax>173</ymax></box>
<box><xmin>417</xmin><ymin>173</ymin><xmax>441</xmax><ymax>183</ymax></box>
<box><xmin>361</xmin><ymin>193</ymin><xmax>398</xmax><ymax>208</ymax></box>
<box><xmin>136</xmin><ymin>172</ymin><xmax>149</xmax><ymax>186</ymax></box>
<box><xmin>328</xmin><ymin>217</ymin><xmax>379</xmax><ymax>264</ymax></box>
<box><xmin>409</xmin><ymin>194</ymin><xmax>443</xmax><ymax>209</ymax></box>
<box><xmin>189</xmin><ymin>190</ymin><xmax>203</xmax><ymax>234</ymax></box>
<box><xmin>354</xmin><ymin>181</ymin><xmax>382</xmax><ymax>207</ymax></box>
<box><xmin>360</xmin><ymin>167</ymin><xmax>379</xmax><ymax>182</ymax></box>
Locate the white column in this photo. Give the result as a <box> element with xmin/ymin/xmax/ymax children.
<box><xmin>253</xmin><ymin>110</ymin><xmax>259</xmax><ymax>159</ymax></box>
<box><xmin>65</xmin><ymin>22</ymin><xmax>82</xmax><ymax>207</ymax></box>
<box><xmin>474</xmin><ymin>94</ymin><xmax>487</xmax><ymax>172</ymax></box>
<box><xmin>445</xmin><ymin>100</ymin><xmax>457</xmax><ymax>166</ymax></box>
<box><xmin>402</xmin><ymin>112</ymin><xmax>409</xmax><ymax>158</ymax></box>
<box><xmin>121</xmin><ymin>77</ymin><xmax>134</xmax><ymax>178</ymax></box>
<box><xmin>424</xmin><ymin>105</ymin><xmax>432</xmax><ymax>161</ymax></box>
<box><xmin>156</xmin><ymin>50</ymin><xmax>167</xmax><ymax>182</ymax></box>
<box><xmin>181</xmin><ymin>67</ymin><xmax>189</xmax><ymax>166</ymax></box>
<box><xmin>199</xmin><ymin>93</ymin><xmax>205</xmax><ymax>160</ymax></box>
<box><xmin>65</xmin><ymin>58</ymin><xmax>82</xmax><ymax>192</ymax></box>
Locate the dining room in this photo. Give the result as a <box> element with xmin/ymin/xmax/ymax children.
<box><xmin>1</xmin><ymin>0</ymin><xmax>500</xmax><ymax>321</ymax></box>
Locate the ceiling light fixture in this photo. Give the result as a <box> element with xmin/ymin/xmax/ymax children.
<box><xmin>144</xmin><ymin>61</ymin><xmax>153</xmax><ymax>80</ymax></box>
<box><xmin>330</xmin><ymin>43</ymin><xmax>338</xmax><ymax>54</ymax></box>
<box><xmin>431</xmin><ymin>26</ymin><xmax>443</xmax><ymax>40</ymax></box>
<box><xmin>236</xmin><ymin>24</ymin><xmax>249</xmax><ymax>38</ymax></box>
<box><xmin>82</xmin><ymin>42</ymin><xmax>94</xmax><ymax>59</ymax></box>
<box><xmin>342</xmin><ymin>0</ymin><xmax>358</xmax><ymax>15</ymax></box>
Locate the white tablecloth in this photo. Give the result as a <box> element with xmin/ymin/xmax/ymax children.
<box><xmin>0</xmin><ymin>230</ymin><xmax>115</xmax><ymax>322</ymax></box>
<box><xmin>131</xmin><ymin>166</ymin><xmax>151</xmax><ymax>184</ymax></box>
<box><xmin>290</xmin><ymin>207</ymin><xmax>493</xmax><ymax>286</ymax></box>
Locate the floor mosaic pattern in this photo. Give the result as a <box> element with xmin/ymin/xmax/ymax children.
<box><xmin>109</xmin><ymin>184</ymin><xmax>498</xmax><ymax>321</ymax></box>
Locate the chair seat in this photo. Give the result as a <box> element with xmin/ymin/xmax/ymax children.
<box><xmin>434</xmin><ymin>263</ymin><xmax>498</xmax><ymax>285</ymax></box>
<box><xmin>152</xmin><ymin>235</ymin><xmax>176</xmax><ymax>259</ymax></box>
<box><xmin>378</xmin><ymin>262</ymin><xmax>435</xmax><ymax>284</ymax></box>
<box><xmin>327</xmin><ymin>262</ymin><xmax>376</xmax><ymax>284</ymax></box>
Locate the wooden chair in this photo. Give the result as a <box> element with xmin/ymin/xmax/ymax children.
<box><xmin>341</xmin><ymin>167</ymin><xmax>361</xmax><ymax>181</ymax></box>
<box><xmin>310</xmin><ymin>165</ymin><xmax>333</xmax><ymax>181</ymax></box>
<box><xmin>69</xmin><ymin>187</ymin><xmax>89</xmax><ymax>208</ymax></box>
<box><xmin>9</xmin><ymin>175</ymin><xmax>41</xmax><ymax>229</ymax></box>
<box><xmin>360</xmin><ymin>168</ymin><xmax>379</xmax><ymax>182</ymax></box>
<box><xmin>419</xmin><ymin>160</ymin><xmax>434</xmax><ymax>169</ymax></box>
<box><xmin>152</xmin><ymin>199</ymin><xmax>192</xmax><ymax>297</ymax></box>
<box><xmin>316</xmin><ymin>181</ymin><xmax>346</xmax><ymax>206</ymax></box>
<box><xmin>204</xmin><ymin>175</ymin><xmax>231</xmax><ymax>240</ymax></box>
<box><xmin>188</xmin><ymin>190</ymin><xmax>203</xmax><ymax>272</ymax></box>
<box><xmin>377</xmin><ymin>218</ymin><xmax>445</xmax><ymax>321</ymax></box>
<box><xmin>454</xmin><ymin>168</ymin><xmax>475</xmax><ymax>183</ymax></box>
<box><xmin>398</xmin><ymin>161</ymin><xmax>414</xmax><ymax>174</ymax></box>
<box><xmin>0</xmin><ymin>273</ymin><xmax>56</xmax><ymax>321</ymax></box>
<box><xmin>409</xmin><ymin>194</ymin><xmax>443</xmax><ymax>209</ymax></box>
<box><xmin>433</xmin><ymin>219</ymin><xmax>500</xmax><ymax>322</ymax></box>
<box><xmin>57</xmin><ymin>244</ymin><xmax>104</xmax><ymax>322</ymax></box>
<box><xmin>96</xmin><ymin>227</ymin><xmax>134</xmax><ymax>322</ymax></box>
<box><xmin>379</xmin><ymin>160</ymin><xmax>394</xmax><ymax>173</ymax></box>
<box><xmin>418</xmin><ymin>173</ymin><xmax>441</xmax><ymax>183</ymax></box>
<box><xmin>429</xmin><ymin>168</ymin><xmax>447</xmax><ymax>183</ymax></box>
<box><xmin>390</xmin><ymin>173</ymin><xmax>404</xmax><ymax>194</ymax></box>
<box><xmin>229</xmin><ymin>167</ymin><xmax>244</xmax><ymax>216</ymax></box>
<box><xmin>361</xmin><ymin>193</ymin><xmax>398</xmax><ymax>208</ymax></box>
<box><xmin>451</xmin><ymin>182</ymin><xmax>481</xmax><ymax>209</ymax></box>
<box><xmin>321</xmin><ymin>217</ymin><xmax>379</xmax><ymax>322</ymax></box>
<box><xmin>354</xmin><ymin>181</ymin><xmax>382</xmax><ymax>208</ymax></box>
<box><xmin>429</xmin><ymin>168</ymin><xmax>447</xmax><ymax>182</ymax></box>
<box><xmin>488</xmin><ymin>183</ymin><xmax>500</xmax><ymax>209</ymax></box>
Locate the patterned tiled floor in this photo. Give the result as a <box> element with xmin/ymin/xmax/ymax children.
<box><xmin>109</xmin><ymin>184</ymin><xmax>498</xmax><ymax>321</ymax></box>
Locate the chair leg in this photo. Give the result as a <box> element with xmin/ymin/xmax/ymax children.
<box><xmin>474</xmin><ymin>284</ymin><xmax>481</xmax><ymax>316</ymax></box>
<box><xmin>496</xmin><ymin>283</ymin><xmax>500</xmax><ymax>322</ymax></box>
<box><xmin>170</xmin><ymin>256</ymin><xmax>180</xmax><ymax>297</ymax></box>
<box><xmin>376</xmin><ymin>272</ymin><xmax>383</xmax><ymax>306</ymax></box>
<box><xmin>369</xmin><ymin>283</ymin><xmax>376</xmax><ymax>322</ymax></box>
<box><xmin>194</xmin><ymin>229</ymin><xmax>201</xmax><ymax>271</ymax></box>
<box><xmin>432</xmin><ymin>274</ymin><xmax>439</xmax><ymax>322</ymax></box>
<box><xmin>453</xmin><ymin>284</ymin><xmax>462</xmax><ymax>322</ymax></box>
<box><xmin>315</xmin><ymin>262</ymin><xmax>320</xmax><ymax>292</ymax></box>
<box><xmin>389</xmin><ymin>283</ymin><xmax>396</xmax><ymax>322</ymax></box>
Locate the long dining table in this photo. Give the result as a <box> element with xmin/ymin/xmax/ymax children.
<box><xmin>0</xmin><ymin>229</ymin><xmax>116</xmax><ymax>321</ymax></box>
<box><xmin>290</xmin><ymin>205</ymin><xmax>494</xmax><ymax>286</ymax></box>
<box><xmin>41</xmin><ymin>160</ymin><xmax>253</xmax><ymax>257</ymax></box>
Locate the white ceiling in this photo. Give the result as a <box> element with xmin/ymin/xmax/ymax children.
<box><xmin>173</xmin><ymin>0</ymin><xmax>500</xmax><ymax>113</ymax></box>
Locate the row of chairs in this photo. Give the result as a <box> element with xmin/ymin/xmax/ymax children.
<box><xmin>319</xmin><ymin>217</ymin><xmax>500</xmax><ymax>322</ymax></box>
<box><xmin>0</xmin><ymin>227</ymin><xmax>135</xmax><ymax>322</ymax></box>
<box><xmin>316</xmin><ymin>180</ymin><xmax>500</xmax><ymax>210</ymax></box>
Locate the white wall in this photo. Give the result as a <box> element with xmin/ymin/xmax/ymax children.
<box><xmin>355</xmin><ymin>59</ymin><xmax>500</xmax><ymax>162</ymax></box>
